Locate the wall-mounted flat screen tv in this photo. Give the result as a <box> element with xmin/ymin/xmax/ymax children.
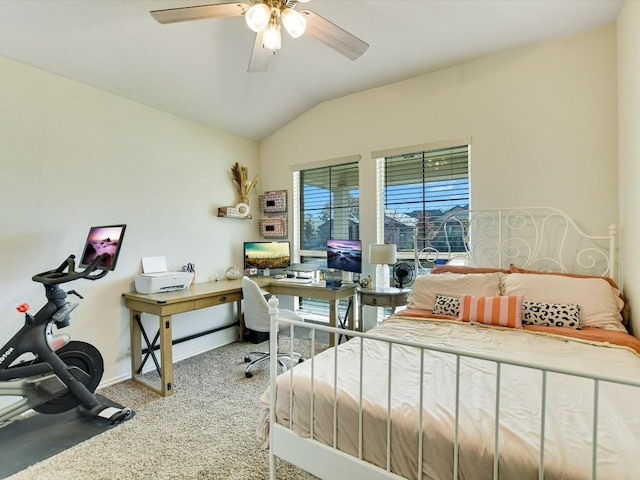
<box><xmin>326</xmin><ymin>239</ymin><xmax>362</xmax><ymax>274</ymax></box>
<box><xmin>79</xmin><ymin>224</ymin><xmax>127</xmax><ymax>271</ymax></box>
<box><xmin>243</xmin><ymin>241</ymin><xmax>291</xmax><ymax>270</ymax></box>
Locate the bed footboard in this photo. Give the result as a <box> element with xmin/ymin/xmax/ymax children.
<box><xmin>265</xmin><ymin>300</ymin><xmax>640</xmax><ymax>480</ymax></box>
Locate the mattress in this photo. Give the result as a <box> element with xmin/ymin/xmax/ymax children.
<box><xmin>259</xmin><ymin>316</ymin><xmax>640</xmax><ymax>479</ymax></box>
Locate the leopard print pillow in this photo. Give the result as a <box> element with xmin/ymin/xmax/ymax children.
<box><xmin>432</xmin><ymin>294</ymin><xmax>460</xmax><ymax>317</ymax></box>
<box><xmin>521</xmin><ymin>301</ymin><xmax>581</xmax><ymax>329</ymax></box>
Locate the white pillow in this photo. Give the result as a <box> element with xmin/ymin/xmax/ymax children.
<box><xmin>407</xmin><ymin>273</ymin><xmax>503</xmax><ymax>311</ymax></box>
<box><xmin>504</xmin><ymin>273</ymin><xmax>625</xmax><ymax>332</ymax></box>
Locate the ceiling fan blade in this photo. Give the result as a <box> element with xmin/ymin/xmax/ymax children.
<box><xmin>300</xmin><ymin>10</ymin><xmax>369</xmax><ymax>61</ymax></box>
<box><xmin>150</xmin><ymin>2</ymin><xmax>249</xmax><ymax>24</ymax></box>
<box><xmin>248</xmin><ymin>31</ymin><xmax>271</xmax><ymax>73</ymax></box>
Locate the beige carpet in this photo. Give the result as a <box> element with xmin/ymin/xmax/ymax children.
<box><xmin>6</xmin><ymin>337</ymin><xmax>324</xmax><ymax>480</ymax></box>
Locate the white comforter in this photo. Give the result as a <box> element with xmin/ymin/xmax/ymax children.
<box><xmin>259</xmin><ymin>317</ymin><xmax>640</xmax><ymax>479</ymax></box>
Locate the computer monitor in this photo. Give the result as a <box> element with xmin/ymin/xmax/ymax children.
<box><xmin>79</xmin><ymin>224</ymin><xmax>126</xmax><ymax>271</ymax></box>
<box><xmin>243</xmin><ymin>241</ymin><xmax>291</xmax><ymax>271</ymax></box>
<box><xmin>326</xmin><ymin>239</ymin><xmax>362</xmax><ymax>274</ymax></box>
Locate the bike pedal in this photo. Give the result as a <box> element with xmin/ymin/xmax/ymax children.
<box><xmin>97</xmin><ymin>406</ymin><xmax>134</xmax><ymax>423</ymax></box>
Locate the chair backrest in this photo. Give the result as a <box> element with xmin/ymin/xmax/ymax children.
<box><xmin>242</xmin><ymin>276</ymin><xmax>272</xmax><ymax>333</ymax></box>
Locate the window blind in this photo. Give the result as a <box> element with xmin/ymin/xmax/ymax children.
<box><xmin>299</xmin><ymin>162</ymin><xmax>360</xmax><ymax>251</ymax></box>
<box><xmin>378</xmin><ymin>145</ymin><xmax>469</xmax><ymax>254</ymax></box>
<box><xmin>297</xmin><ymin>161</ymin><xmax>359</xmax><ymax>316</ymax></box>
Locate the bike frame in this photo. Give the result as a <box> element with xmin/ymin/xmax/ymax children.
<box><xmin>0</xmin><ymin>254</ymin><xmax>129</xmax><ymax>425</ymax></box>
<box><xmin>0</xmin><ymin>283</ymin><xmax>101</xmax><ymax>423</ymax></box>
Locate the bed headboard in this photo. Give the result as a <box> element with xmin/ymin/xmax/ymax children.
<box><xmin>413</xmin><ymin>207</ymin><xmax>617</xmax><ymax>281</ymax></box>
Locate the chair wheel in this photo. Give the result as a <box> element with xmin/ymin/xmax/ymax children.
<box><xmin>245</xmin><ymin>371</ymin><xmax>253</xmax><ymax>378</ymax></box>
<box><xmin>244</xmin><ymin>355</ymin><xmax>251</xmax><ymax>363</ymax></box>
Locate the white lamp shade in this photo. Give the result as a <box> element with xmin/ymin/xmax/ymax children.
<box><xmin>369</xmin><ymin>244</ymin><xmax>397</xmax><ymax>265</ymax></box>
<box><xmin>281</xmin><ymin>8</ymin><xmax>307</xmax><ymax>38</ymax></box>
<box><xmin>245</xmin><ymin>3</ymin><xmax>271</xmax><ymax>32</ymax></box>
<box><xmin>263</xmin><ymin>21</ymin><xmax>281</xmax><ymax>50</ymax></box>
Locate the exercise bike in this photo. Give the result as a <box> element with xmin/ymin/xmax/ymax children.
<box><xmin>0</xmin><ymin>253</ymin><xmax>133</xmax><ymax>426</ymax></box>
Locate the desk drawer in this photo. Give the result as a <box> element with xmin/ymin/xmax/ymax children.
<box><xmin>125</xmin><ymin>299</ymin><xmax>196</xmax><ymax>316</ymax></box>
<box><xmin>195</xmin><ymin>292</ymin><xmax>242</xmax><ymax>309</ymax></box>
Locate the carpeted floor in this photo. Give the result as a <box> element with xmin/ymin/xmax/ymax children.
<box><xmin>5</xmin><ymin>337</ymin><xmax>325</xmax><ymax>480</ymax></box>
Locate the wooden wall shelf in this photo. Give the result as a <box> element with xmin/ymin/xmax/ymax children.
<box><xmin>217</xmin><ymin>206</ymin><xmax>252</xmax><ymax>219</ymax></box>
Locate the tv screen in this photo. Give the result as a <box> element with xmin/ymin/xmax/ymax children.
<box><xmin>326</xmin><ymin>239</ymin><xmax>362</xmax><ymax>274</ymax></box>
<box><xmin>244</xmin><ymin>241</ymin><xmax>291</xmax><ymax>270</ymax></box>
<box><xmin>79</xmin><ymin>224</ymin><xmax>126</xmax><ymax>271</ymax></box>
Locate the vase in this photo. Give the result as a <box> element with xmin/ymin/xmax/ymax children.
<box><xmin>225</xmin><ymin>266</ymin><xmax>242</xmax><ymax>280</ymax></box>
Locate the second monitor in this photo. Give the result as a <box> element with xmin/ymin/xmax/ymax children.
<box><xmin>244</xmin><ymin>241</ymin><xmax>291</xmax><ymax>273</ymax></box>
<box><xmin>326</xmin><ymin>239</ymin><xmax>362</xmax><ymax>274</ymax></box>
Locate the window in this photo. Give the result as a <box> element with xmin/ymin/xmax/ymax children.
<box><xmin>376</xmin><ymin>144</ymin><xmax>470</xmax><ymax>259</ymax></box>
<box><xmin>294</xmin><ymin>161</ymin><xmax>359</xmax><ymax>316</ymax></box>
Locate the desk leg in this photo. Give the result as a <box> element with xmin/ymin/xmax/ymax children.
<box><xmin>358</xmin><ymin>303</ymin><xmax>364</xmax><ymax>332</ymax></box>
<box><xmin>237</xmin><ymin>299</ymin><xmax>244</xmax><ymax>342</ymax></box>
<box><xmin>348</xmin><ymin>296</ymin><xmax>356</xmax><ymax>331</ymax></box>
<box><xmin>130</xmin><ymin>312</ymin><xmax>174</xmax><ymax>397</ymax></box>
<box><xmin>328</xmin><ymin>300</ymin><xmax>336</xmax><ymax>347</ymax></box>
<box><xmin>159</xmin><ymin>315</ymin><xmax>174</xmax><ymax>396</ymax></box>
<box><xmin>130</xmin><ymin>310</ymin><xmax>142</xmax><ymax>382</ymax></box>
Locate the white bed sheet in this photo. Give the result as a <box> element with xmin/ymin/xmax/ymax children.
<box><xmin>259</xmin><ymin>317</ymin><xmax>640</xmax><ymax>480</ymax></box>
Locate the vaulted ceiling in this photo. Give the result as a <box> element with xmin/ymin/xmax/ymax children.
<box><xmin>0</xmin><ymin>0</ymin><xmax>624</xmax><ymax>141</ymax></box>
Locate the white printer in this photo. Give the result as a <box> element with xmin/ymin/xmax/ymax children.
<box><xmin>134</xmin><ymin>256</ymin><xmax>194</xmax><ymax>294</ymax></box>
<box><xmin>134</xmin><ymin>271</ymin><xmax>193</xmax><ymax>294</ymax></box>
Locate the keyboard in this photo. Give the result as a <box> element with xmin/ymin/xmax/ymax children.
<box><xmin>275</xmin><ymin>277</ymin><xmax>313</xmax><ymax>284</ymax></box>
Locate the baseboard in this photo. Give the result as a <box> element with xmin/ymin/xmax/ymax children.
<box><xmin>97</xmin><ymin>330</ymin><xmax>237</xmax><ymax>389</ymax></box>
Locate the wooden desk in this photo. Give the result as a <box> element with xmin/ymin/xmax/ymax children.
<box><xmin>123</xmin><ymin>279</ymin><xmax>245</xmax><ymax>397</ymax></box>
<box><xmin>267</xmin><ymin>281</ymin><xmax>357</xmax><ymax>346</ymax></box>
<box><xmin>123</xmin><ymin>278</ymin><xmax>356</xmax><ymax>396</ymax></box>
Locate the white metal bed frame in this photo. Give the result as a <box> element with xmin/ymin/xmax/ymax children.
<box><xmin>413</xmin><ymin>207</ymin><xmax>617</xmax><ymax>281</ymax></box>
<box><xmin>266</xmin><ymin>207</ymin><xmax>627</xmax><ymax>480</ymax></box>
<box><xmin>267</xmin><ymin>317</ymin><xmax>640</xmax><ymax>480</ymax></box>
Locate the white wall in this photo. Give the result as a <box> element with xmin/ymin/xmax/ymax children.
<box><xmin>618</xmin><ymin>1</ymin><xmax>640</xmax><ymax>335</ymax></box>
<box><xmin>0</xmin><ymin>55</ymin><xmax>260</xmax><ymax>385</ymax></box>
<box><xmin>260</xmin><ymin>25</ymin><xmax>619</xmax><ymax>283</ymax></box>
<box><xmin>0</xmin><ymin>17</ymin><xmax>627</xmax><ymax>390</ymax></box>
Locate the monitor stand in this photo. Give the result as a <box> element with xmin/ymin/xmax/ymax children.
<box><xmin>341</xmin><ymin>271</ymin><xmax>354</xmax><ymax>283</ymax></box>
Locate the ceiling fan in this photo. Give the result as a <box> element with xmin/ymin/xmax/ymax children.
<box><xmin>150</xmin><ymin>1</ymin><xmax>369</xmax><ymax>72</ymax></box>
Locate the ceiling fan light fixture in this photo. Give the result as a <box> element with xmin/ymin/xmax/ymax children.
<box><xmin>263</xmin><ymin>18</ymin><xmax>281</xmax><ymax>50</ymax></box>
<box><xmin>245</xmin><ymin>3</ymin><xmax>271</xmax><ymax>32</ymax></box>
<box><xmin>281</xmin><ymin>8</ymin><xmax>306</xmax><ymax>38</ymax></box>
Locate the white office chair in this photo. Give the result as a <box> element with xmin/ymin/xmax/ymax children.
<box><xmin>242</xmin><ymin>276</ymin><xmax>304</xmax><ymax>378</ymax></box>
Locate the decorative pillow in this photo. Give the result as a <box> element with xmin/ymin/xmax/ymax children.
<box><xmin>504</xmin><ymin>273</ymin><xmax>625</xmax><ymax>332</ymax></box>
<box><xmin>521</xmin><ymin>301</ymin><xmax>581</xmax><ymax>329</ymax></box>
<box><xmin>509</xmin><ymin>264</ymin><xmax>627</xmax><ymax>324</ymax></box>
<box><xmin>458</xmin><ymin>294</ymin><xmax>525</xmax><ymax>329</ymax></box>
<box><xmin>432</xmin><ymin>294</ymin><xmax>460</xmax><ymax>316</ymax></box>
<box><xmin>407</xmin><ymin>273</ymin><xmax>503</xmax><ymax>311</ymax></box>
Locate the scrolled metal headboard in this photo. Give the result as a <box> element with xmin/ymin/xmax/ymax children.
<box><xmin>413</xmin><ymin>207</ymin><xmax>617</xmax><ymax>281</ymax></box>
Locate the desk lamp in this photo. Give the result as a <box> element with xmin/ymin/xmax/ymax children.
<box><xmin>369</xmin><ymin>244</ymin><xmax>397</xmax><ymax>289</ymax></box>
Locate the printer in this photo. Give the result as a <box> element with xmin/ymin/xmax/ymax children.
<box><xmin>134</xmin><ymin>256</ymin><xmax>194</xmax><ymax>295</ymax></box>
<box><xmin>134</xmin><ymin>271</ymin><xmax>193</xmax><ymax>295</ymax></box>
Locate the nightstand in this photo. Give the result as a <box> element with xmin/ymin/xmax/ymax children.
<box><xmin>357</xmin><ymin>286</ymin><xmax>411</xmax><ymax>332</ymax></box>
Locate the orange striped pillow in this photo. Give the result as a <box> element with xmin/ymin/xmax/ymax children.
<box><xmin>458</xmin><ymin>294</ymin><xmax>525</xmax><ymax>329</ymax></box>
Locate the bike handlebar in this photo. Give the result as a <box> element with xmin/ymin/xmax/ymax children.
<box><xmin>32</xmin><ymin>254</ymin><xmax>109</xmax><ymax>286</ymax></box>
